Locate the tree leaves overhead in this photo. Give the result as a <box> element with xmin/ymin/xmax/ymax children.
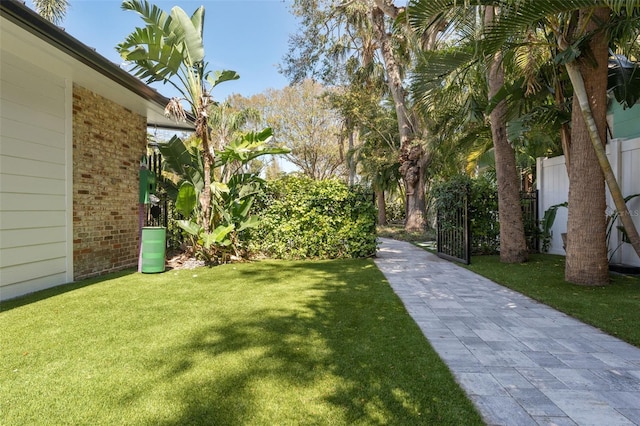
<box><xmin>281</xmin><ymin>0</ymin><xmax>379</xmax><ymax>86</ymax></box>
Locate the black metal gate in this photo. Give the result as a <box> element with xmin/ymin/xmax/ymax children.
<box><xmin>521</xmin><ymin>190</ymin><xmax>539</xmax><ymax>253</ymax></box>
<box><xmin>144</xmin><ymin>152</ymin><xmax>168</xmax><ymax>228</ymax></box>
<box><xmin>144</xmin><ymin>151</ymin><xmax>184</xmax><ymax>250</ymax></box>
<box><xmin>436</xmin><ymin>188</ymin><xmax>471</xmax><ymax>264</ymax></box>
<box><xmin>435</xmin><ymin>189</ymin><xmax>539</xmax><ymax>264</ymax></box>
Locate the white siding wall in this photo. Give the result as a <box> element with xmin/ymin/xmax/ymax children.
<box><xmin>618</xmin><ymin>138</ymin><xmax>640</xmax><ymax>266</ymax></box>
<box><xmin>537</xmin><ymin>138</ymin><xmax>640</xmax><ymax>266</ymax></box>
<box><xmin>0</xmin><ymin>51</ymin><xmax>73</xmax><ymax>300</ymax></box>
<box><xmin>536</xmin><ymin>156</ymin><xmax>569</xmax><ymax>255</ymax></box>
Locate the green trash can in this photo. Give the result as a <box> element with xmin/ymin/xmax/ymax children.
<box><xmin>141</xmin><ymin>227</ymin><xmax>166</xmax><ymax>273</ymax></box>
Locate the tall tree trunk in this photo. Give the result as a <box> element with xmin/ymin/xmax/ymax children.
<box><xmin>376</xmin><ymin>190</ymin><xmax>387</xmax><ymax>226</ymax></box>
<box><xmin>197</xmin><ymin>96</ymin><xmax>215</xmax><ymax>234</ymax></box>
<box><xmin>563</xmin><ymin>8</ymin><xmax>610</xmax><ymax>285</ymax></box>
<box><xmin>485</xmin><ymin>6</ymin><xmax>528</xmax><ymax>263</ymax></box>
<box><xmin>348</xmin><ymin>125</ymin><xmax>357</xmax><ymax>186</ymax></box>
<box><xmin>554</xmin><ymin>78</ymin><xmax>572</xmax><ymax>175</ymax></box>
<box><xmin>566</xmin><ymin>62</ymin><xmax>640</xmax><ymax>261</ymax></box>
<box><xmin>200</xmin><ymin>132</ymin><xmax>213</xmax><ymax>233</ymax></box>
<box><xmin>371</xmin><ymin>6</ymin><xmax>427</xmax><ymax>232</ymax></box>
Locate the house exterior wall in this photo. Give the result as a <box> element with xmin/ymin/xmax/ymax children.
<box><xmin>0</xmin><ymin>5</ymin><xmax>180</xmax><ymax>301</ymax></box>
<box><xmin>610</xmin><ymin>102</ymin><xmax>640</xmax><ymax>140</ymax></box>
<box><xmin>72</xmin><ymin>84</ymin><xmax>147</xmax><ymax>279</ymax></box>
<box><xmin>0</xmin><ymin>50</ymin><xmax>73</xmax><ymax>301</ymax></box>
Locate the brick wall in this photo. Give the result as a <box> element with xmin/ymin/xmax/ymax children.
<box><xmin>72</xmin><ymin>84</ymin><xmax>147</xmax><ymax>279</ymax></box>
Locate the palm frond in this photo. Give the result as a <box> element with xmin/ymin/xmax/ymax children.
<box><xmin>33</xmin><ymin>0</ymin><xmax>69</xmax><ymax>25</ymax></box>
<box><xmin>411</xmin><ymin>47</ymin><xmax>476</xmax><ymax>115</ymax></box>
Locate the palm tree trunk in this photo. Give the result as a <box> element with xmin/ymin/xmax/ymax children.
<box><xmin>200</xmin><ymin>127</ymin><xmax>214</xmax><ymax>233</ymax></box>
<box><xmin>565</xmin><ymin>61</ymin><xmax>640</xmax><ymax>265</ymax></box>
<box><xmin>348</xmin><ymin>125</ymin><xmax>357</xmax><ymax>186</ymax></box>
<box><xmin>553</xmin><ymin>79</ymin><xmax>572</xmax><ymax>175</ymax></box>
<box><xmin>485</xmin><ymin>6</ymin><xmax>528</xmax><ymax>263</ymax></box>
<box><xmin>371</xmin><ymin>6</ymin><xmax>427</xmax><ymax>232</ymax></box>
<box><xmin>376</xmin><ymin>190</ymin><xmax>387</xmax><ymax>226</ymax></box>
<box><xmin>562</xmin><ymin>7</ymin><xmax>610</xmax><ymax>285</ymax></box>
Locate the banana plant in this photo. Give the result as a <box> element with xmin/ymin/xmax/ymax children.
<box><xmin>118</xmin><ymin>0</ymin><xmax>239</xmax><ymax>234</ymax></box>
<box><xmin>158</xmin><ymin>128</ymin><xmax>289</xmax><ymax>262</ymax></box>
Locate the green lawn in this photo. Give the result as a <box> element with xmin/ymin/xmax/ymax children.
<box><xmin>1</xmin><ymin>259</ymin><xmax>482</xmax><ymax>425</ymax></box>
<box><xmin>464</xmin><ymin>253</ymin><xmax>640</xmax><ymax>348</ymax></box>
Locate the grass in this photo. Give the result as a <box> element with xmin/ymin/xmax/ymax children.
<box><xmin>1</xmin><ymin>259</ymin><xmax>483</xmax><ymax>425</ymax></box>
<box><xmin>463</xmin><ymin>253</ymin><xmax>640</xmax><ymax>348</ymax></box>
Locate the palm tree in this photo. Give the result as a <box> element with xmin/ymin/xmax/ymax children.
<box><xmin>284</xmin><ymin>0</ymin><xmax>432</xmax><ymax>232</ymax></box>
<box><xmin>32</xmin><ymin>0</ymin><xmax>69</xmax><ymax>25</ymax></box>
<box><xmin>371</xmin><ymin>0</ymin><xmax>434</xmax><ymax>232</ymax></box>
<box><xmin>481</xmin><ymin>1</ymin><xmax>640</xmax><ymax>284</ymax></box>
<box><xmin>409</xmin><ymin>0</ymin><xmax>640</xmax><ymax>283</ymax></box>
<box><xmin>116</xmin><ymin>0</ymin><xmax>239</xmax><ymax>233</ymax></box>
<box><xmin>408</xmin><ymin>2</ymin><xmax>530</xmax><ymax>263</ymax></box>
<box><xmin>485</xmin><ymin>5</ymin><xmax>529</xmax><ymax>263</ymax></box>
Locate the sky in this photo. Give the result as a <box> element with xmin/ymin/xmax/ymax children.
<box><xmin>27</xmin><ymin>0</ymin><xmax>300</xmax><ymax>101</ymax></box>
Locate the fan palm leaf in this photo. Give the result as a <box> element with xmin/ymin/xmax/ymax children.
<box><xmin>32</xmin><ymin>0</ymin><xmax>69</xmax><ymax>25</ymax></box>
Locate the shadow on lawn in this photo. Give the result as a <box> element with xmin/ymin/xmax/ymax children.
<box><xmin>145</xmin><ymin>260</ymin><xmax>478</xmax><ymax>425</ymax></box>
<box><xmin>0</xmin><ymin>269</ymin><xmax>136</xmax><ymax>313</ymax></box>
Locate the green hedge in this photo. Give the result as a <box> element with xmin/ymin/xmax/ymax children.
<box><xmin>251</xmin><ymin>176</ymin><xmax>377</xmax><ymax>259</ymax></box>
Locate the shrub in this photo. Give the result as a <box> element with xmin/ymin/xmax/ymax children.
<box><xmin>251</xmin><ymin>176</ymin><xmax>377</xmax><ymax>259</ymax></box>
<box><xmin>386</xmin><ymin>198</ymin><xmax>406</xmax><ymax>223</ymax></box>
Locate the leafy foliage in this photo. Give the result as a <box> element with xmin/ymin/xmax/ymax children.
<box><xmin>251</xmin><ymin>177</ymin><xmax>377</xmax><ymax>259</ymax></box>
<box><xmin>230</xmin><ymin>81</ymin><xmax>348</xmax><ymax>180</ymax></box>
<box><xmin>118</xmin><ymin>0</ymin><xmax>241</xmax><ymax>240</ymax></box>
<box><xmin>609</xmin><ymin>54</ymin><xmax>640</xmax><ymax>109</ymax></box>
<box><xmin>158</xmin><ymin>129</ymin><xmax>288</xmax><ymax>263</ymax></box>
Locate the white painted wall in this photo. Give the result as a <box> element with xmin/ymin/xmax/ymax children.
<box><xmin>0</xmin><ymin>50</ymin><xmax>74</xmax><ymax>300</ymax></box>
<box><xmin>537</xmin><ymin>138</ymin><xmax>640</xmax><ymax>266</ymax></box>
<box><xmin>618</xmin><ymin>138</ymin><xmax>640</xmax><ymax>266</ymax></box>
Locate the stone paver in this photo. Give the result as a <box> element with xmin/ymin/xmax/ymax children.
<box><xmin>374</xmin><ymin>238</ymin><xmax>640</xmax><ymax>426</ymax></box>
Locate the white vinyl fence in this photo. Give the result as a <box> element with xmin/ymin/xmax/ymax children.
<box><xmin>537</xmin><ymin>137</ymin><xmax>640</xmax><ymax>266</ymax></box>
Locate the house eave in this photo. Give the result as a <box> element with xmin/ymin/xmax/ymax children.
<box><xmin>0</xmin><ymin>0</ymin><xmax>195</xmax><ymax>131</ymax></box>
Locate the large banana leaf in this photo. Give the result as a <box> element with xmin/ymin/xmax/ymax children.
<box><xmin>609</xmin><ymin>55</ymin><xmax>640</xmax><ymax>108</ymax></box>
<box><xmin>207</xmin><ymin>70</ymin><xmax>241</xmax><ymax>88</ymax></box>
<box><xmin>167</xmin><ymin>6</ymin><xmax>205</xmax><ymax>64</ymax></box>
<box><xmin>118</xmin><ymin>26</ymin><xmax>183</xmax><ymax>83</ymax></box>
<box><xmin>237</xmin><ymin>215</ymin><xmax>261</xmax><ymax>232</ymax></box>
<box><xmin>157</xmin><ymin>135</ymin><xmax>203</xmax><ymax>191</ymax></box>
<box><xmin>175</xmin><ymin>182</ymin><xmax>197</xmax><ymax>217</ymax></box>
<box><xmin>214</xmin><ymin>128</ymin><xmax>290</xmax><ymax>167</ymax></box>
<box><xmin>176</xmin><ymin>219</ymin><xmax>202</xmax><ymax>237</ymax></box>
<box><xmin>202</xmin><ymin>225</ymin><xmax>234</xmax><ymax>248</ymax></box>
<box><xmin>122</xmin><ymin>0</ymin><xmax>172</xmax><ymax>34</ymax></box>
<box><xmin>118</xmin><ymin>0</ymin><xmax>205</xmax><ymax>86</ymax></box>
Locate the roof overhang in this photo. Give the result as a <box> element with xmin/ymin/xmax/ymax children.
<box><xmin>0</xmin><ymin>0</ymin><xmax>194</xmax><ymax>132</ymax></box>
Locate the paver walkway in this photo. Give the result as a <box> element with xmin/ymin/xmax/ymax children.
<box><xmin>374</xmin><ymin>238</ymin><xmax>640</xmax><ymax>426</ymax></box>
